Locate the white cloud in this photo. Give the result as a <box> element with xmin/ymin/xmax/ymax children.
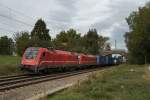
<box><xmin>0</xmin><ymin>0</ymin><xmax>149</xmax><ymax>49</ymax></box>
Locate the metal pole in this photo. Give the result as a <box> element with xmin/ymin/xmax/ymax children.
<box><xmin>115</xmin><ymin>40</ymin><xmax>117</xmax><ymax>49</ymax></box>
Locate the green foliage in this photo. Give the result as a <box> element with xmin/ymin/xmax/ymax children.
<box><xmin>125</xmin><ymin>2</ymin><xmax>150</xmax><ymax>64</ymax></box>
<box><xmin>2</xmin><ymin>19</ymin><xmax>109</xmax><ymax>56</ymax></box>
<box><xmin>0</xmin><ymin>36</ymin><xmax>14</xmax><ymax>55</ymax></box>
<box><xmin>98</xmin><ymin>36</ymin><xmax>109</xmax><ymax>51</ymax></box>
<box><xmin>53</xmin><ymin>29</ymin><xmax>82</xmax><ymax>52</ymax></box>
<box><xmin>52</xmin><ymin>28</ymin><xmax>109</xmax><ymax>55</ymax></box>
<box><xmin>82</xmin><ymin>29</ymin><xmax>99</xmax><ymax>54</ymax></box>
<box><xmin>31</xmin><ymin>19</ymin><xmax>51</xmax><ymax>47</ymax></box>
<box><xmin>14</xmin><ymin>31</ymin><xmax>30</xmax><ymax>56</ymax></box>
<box><xmin>47</xmin><ymin>65</ymin><xmax>150</xmax><ymax>100</ymax></box>
<box><xmin>13</xmin><ymin>19</ymin><xmax>52</xmax><ymax>56</ymax></box>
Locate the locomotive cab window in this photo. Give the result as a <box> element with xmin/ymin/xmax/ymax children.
<box><xmin>25</xmin><ymin>48</ymin><xmax>39</xmax><ymax>59</ymax></box>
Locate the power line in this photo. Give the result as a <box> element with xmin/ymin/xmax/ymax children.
<box><xmin>0</xmin><ymin>2</ymin><xmax>35</xmax><ymax>21</ymax></box>
<box><xmin>0</xmin><ymin>2</ymin><xmax>35</xmax><ymax>28</ymax></box>
<box><xmin>0</xmin><ymin>27</ymin><xmax>15</xmax><ymax>33</ymax></box>
<box><xmin>0</xmin><ymin>20</ymin><xmax>23</xmax><ymax>30</ymax></box>
<box><xmin>0</xmin><ymin>14</ymin><xmax>33</xmax><ymax>27</ymax></box>
<box><xmin>0</xmin><ymin>2</ymin><xmax>66</xmax><ymax>35</ymax></box>
<box><xmin>0</xmin><ymin>21</ymin><xmax>14</xmax><ymax>27</ymax></box>
<box><xmin>0</xmin><ymin>2</ymin><xmax>66</xmax><ymax>32</ymax></box>
<box><xmin>0</xmin><ymin>18</ymin><xmax>33</xmax><ymax>35</ymax></box>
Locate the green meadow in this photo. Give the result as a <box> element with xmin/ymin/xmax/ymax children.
<box><xmin>44</xmin><ymin>64</ymin><xmax>150</xmax><ymax>100</ymax></box>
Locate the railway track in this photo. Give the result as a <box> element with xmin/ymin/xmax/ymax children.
<box><xmin>0</xmin><ymin>73</ymin><xmax>38</xmax><ymax>82</ymax></box>
<box><xmin>0</xmin><ymin>73</ymin><xmax>31</xmax><ymax>79</ymax></box>
<box><xmin>0</xmin><ymin>67</ymin><xmax>103</xmax><ymax>92</ymax></box>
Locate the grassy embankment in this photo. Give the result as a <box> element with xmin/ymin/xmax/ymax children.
<box><xmin>44</xmin><ymin>64</ymin><xmax>150</xmax><ymax>100</ymax></box>
<box><xmin>0</xmin><ymin>56</ymin><xmax>22</xmax><ymax>75</ymax></box>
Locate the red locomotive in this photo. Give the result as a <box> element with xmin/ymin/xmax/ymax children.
<box><xmin>78</xmin><ymin>54</ymin><xmax>96</xmax><ymax>65</ymax></box>
<box><xmin>21</xmin><ymin>47</ymin><xmax>97</xmax><ymax>73</ymax></box>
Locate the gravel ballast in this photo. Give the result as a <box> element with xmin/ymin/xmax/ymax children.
<box><xmin>0</xmin><ymin>69</ymin><xmax>103</xmax><ymax>100</ymax></box>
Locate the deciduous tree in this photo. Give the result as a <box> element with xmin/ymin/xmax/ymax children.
<box><xmin>0</xmin><ymin>36</ymin><xmax>14</xmax><ymax>55</ymax></box>
<box><xmin>125</xmin><ymin>2</ymin><xmax>150</xmax><ymax>64</ymax></box>
<box><xmin>14</xmin><ymin>32</ymin><xmax>30</xmax><ymax>56</ymax></box>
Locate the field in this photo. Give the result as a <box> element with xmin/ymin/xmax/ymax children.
<box><xmin>0</xmin><ymin>56</ymin><xmax>22</xmax><ymax>75</ymax></box>
<box><xmin>44</xmin><ymin>64</ymin><xmax>150</xmax><ymax>100</ymax></box>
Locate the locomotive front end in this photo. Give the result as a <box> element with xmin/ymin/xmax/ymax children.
<box><xmin>21</xmin><ymin>47</ymin><xmax>40</xmax><ymax>72</ymax></box>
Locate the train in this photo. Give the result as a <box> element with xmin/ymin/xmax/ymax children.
<box><xmin>20</xmin><ymin>47</ymin><xmax>119</xmax><ymax>73</ymax></box>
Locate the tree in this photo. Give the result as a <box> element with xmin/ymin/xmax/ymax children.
<box><xmin>52</xmin><ymin>28</ymin><xmax>109</xmax><ymax>55</ymax></box>
<box><xmin>98</xmin><ymin>36</ymin><xmax>109</xmax><ymax>52</ymax></box>
<box><xmin>82</xmin><ymin>29</ymin><xmax>99</xmax><ymax>55</ymax></box>
<box><xmin>52</xmin><ymin>31</ymin><xmax>68</xmax><ymax>50</ymax></box>
<box><xmin>14</xmin><ymin>32</ymin><xmax>30</xmax><ymax>56</ymax></box>
<box><xmin>66</xmin><ymin>29</ymin><xmax>81</xmax><ymax>52</ymax></box>
<box><xmin>31</xmin><ymin>19</ymin><xmax>51</xmax><ymax>47</ymax></box>
<box><xmin>125</xmin><ymin>2</ymin><xmax>150</xmax><ymax>64</ymax></box>
<box><xmin>0</xmin><ymin>36</ymin><xmax>14</xmax><ymax>55</ymax></box>
<box><xmin>52</xmin><ymin>29</ymin><xmax>81</xmax><ymax>52</ymax></box>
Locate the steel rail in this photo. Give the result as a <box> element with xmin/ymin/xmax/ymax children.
<box><xmin>0</xmin><ymin>67</ymin><xmax>103</xmax><ymax>92</ymax></box>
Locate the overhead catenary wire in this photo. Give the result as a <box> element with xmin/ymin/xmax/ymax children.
<box><xmin>0</xmin><ymin>18</ymin><xmax>33</xmax><ymax>31</ymax></box>
<box><xmin>0</xmin><ymin>2</ymin><xmax>35</xmax><ymax>21</ymax></box>
<box><xmin>0</xmin><ymin>14</ymin><xmax>33</xmax><ymax>27</ymax></box>
<box><xmin>0</xmin><ymin>2</ymin><xmax>66</xmax><ymax>36</ymax></box>
<box><xmin>0</xmin><ymin>27</ymin><xmax>15</xmax><ymax>33</ymax></box>
<box><xmin>0</xmin><ymin>2</ymin><xmax>64</xmax><ymax>28</ymax></box>
<box><xmin>0</xmin><ymin>2</ymin><xmax>35</xmax><ymax>34</ymax></box>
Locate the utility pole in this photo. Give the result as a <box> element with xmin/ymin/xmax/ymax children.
<box><xmin>115</xmin><ymin>40</ymin><xmax>117</xmax><ymax>49</ymax></box>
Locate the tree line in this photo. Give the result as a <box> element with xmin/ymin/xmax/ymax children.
<box><xmin>1</xmin><ymin>2</ymin><xmax>150</xmax><ymax>65</ymax></box>
<box><xmin>125</xmin><ymin>2</ymin><xmax>150</xmax><ymax>64</ymax></box>
<box><xmin>0</xmin><ymin>19</ymin><xmax>110</xmax><ymax>56</ymax></box>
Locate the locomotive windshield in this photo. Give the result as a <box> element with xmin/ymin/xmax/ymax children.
<box><xmin>25</xmin><ymin>48</ymin><xmax>39</xmax><ymax>59</ymax></box>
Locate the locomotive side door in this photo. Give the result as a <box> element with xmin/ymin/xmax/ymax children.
<box><xmin>40</xmin><ymin>52</ymin><xmax>47</xmax><ymax>66</ymax></box>
<box><xmin>41</xmin><ymin>52</ymin><xmax>46</xmax><ymax>61</ymax></box>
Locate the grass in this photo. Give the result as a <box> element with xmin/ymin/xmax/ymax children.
<box><xmin>43</xmin><ymin>64</ymin><xmax>150</xmax><ymax>100</ymax></box>
<box><xmin>0</xmin><ymin>55</ymin><xmax>22</xmax><ymax>75</ymax></box>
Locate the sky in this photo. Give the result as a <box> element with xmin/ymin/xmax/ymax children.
<box><xmin>0</xmin><ymin>0</ymin><xmax>149</xmax><ymax>50</ymax></box>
